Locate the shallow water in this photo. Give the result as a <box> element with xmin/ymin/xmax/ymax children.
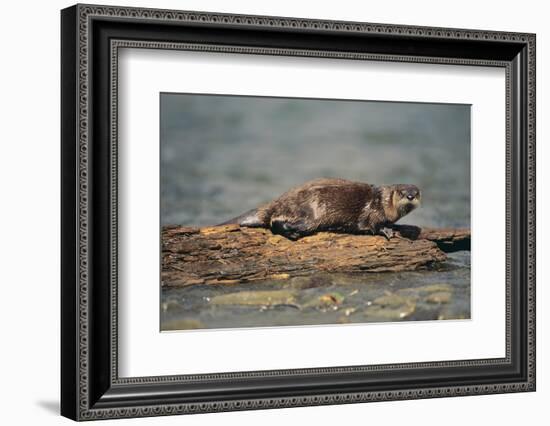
<box><xmin>160</xmin><ymin>94</ymin><xmax>471</xmax><ymax>330</ymax></box>
<box><xmin>162</xmin><ymin>252</ymin><xmax>470</xmax><ymax>330</ymax></box>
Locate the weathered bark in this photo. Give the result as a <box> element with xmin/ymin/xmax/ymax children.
<box><xmin>162</xmin><ymin>224</ymin><xmax>470</xmax><ymax>287</ymax></box>
<box><xmin>391</xmin><ymin>225</ymin><xmax>471</xmax><ymax>253</ymax></box>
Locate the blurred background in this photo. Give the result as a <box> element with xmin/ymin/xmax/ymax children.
<box><xmin>160</xmin><ymin>94</ymin><xmax>471</xmax><ymax>330</ymax></box>
<box><xmin>160</xmin><ymin>94</ymin><xmax>470</xmax><ymax>229</ymax></box>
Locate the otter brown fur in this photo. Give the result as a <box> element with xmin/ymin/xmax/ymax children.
<box><xmin>219</xmin><ymin>178</ymin><xmax>421</xmax><ymax>240</ymax></box>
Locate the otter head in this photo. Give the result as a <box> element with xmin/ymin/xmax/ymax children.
<box><xmin>391</xmin><ymin>184</ymin><xmax>422</xmax><ymax>218</ymax></box>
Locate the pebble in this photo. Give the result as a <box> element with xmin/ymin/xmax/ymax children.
<box><xmin>210</xmin><ymin>290</ymin><xmax>297</xmax><ymax>306</ymax></box>
<box><xmin>373</xmin><ymin>294</ymin><xmax>409</xmax><ymax>308</ymax></box>
<box><xmin>426</xmin><ymin>291</ymin><xmax>452</xmax><ymax>304</ymax></box>
<box><xmin>364</xmin><ymin>293</ymin><xmax>417</xmax><ymax>321</ymax></box>
<box><xmin>161</xmin><ymin>300</ymin><xmax>180</xmax><ymax>312</ymax></box>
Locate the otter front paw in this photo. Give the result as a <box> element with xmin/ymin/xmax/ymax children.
<box><xmin>378</xmin><ymin>226</ymin><xmax>394</xmax><ymax>240</ymax></box>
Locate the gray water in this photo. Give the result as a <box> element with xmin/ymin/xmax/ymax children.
<box><xmin>160</xmin><ymin>94</ymin><xmax>471</xmax><ymax>330</ymax></box>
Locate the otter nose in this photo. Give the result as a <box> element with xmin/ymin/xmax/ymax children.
<box><xmin>407</xmin><ymin>194</ymin><xmax>415</xmax><ymax>201</ymax></box>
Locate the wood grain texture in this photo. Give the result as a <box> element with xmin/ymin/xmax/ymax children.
<box><xmin>162</xmin><ymin>224</ymin><xmax>470</xmax><ymax>287</ymax></box>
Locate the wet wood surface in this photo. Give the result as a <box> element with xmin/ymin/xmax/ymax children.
<box><xmin>161</xmin><ymin>224</ymin><xmax>470</xmax><ymax>287</ymax></box>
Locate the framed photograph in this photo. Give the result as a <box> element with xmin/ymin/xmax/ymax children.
<box><xmin>61</xmin><ymin>4</ymin><xmax>536</xmax><ymax>421</ymax></box>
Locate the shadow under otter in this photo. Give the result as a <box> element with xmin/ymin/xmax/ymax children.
<box><xmin>218</xmin><ymin>178</ymin><xmax>422</xmax><ymax>240</ymax></box>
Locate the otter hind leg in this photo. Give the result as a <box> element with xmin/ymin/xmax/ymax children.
<box><xmin>270</xmin><ymin>219</ymin><xmax>313</xmax><ymax>241</ymax></box>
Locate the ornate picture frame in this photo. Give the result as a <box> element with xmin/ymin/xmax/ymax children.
<box><xmin>61</xmin><ymin>4</ymin><xmax>535</xmax><ymax>420</ymax></box>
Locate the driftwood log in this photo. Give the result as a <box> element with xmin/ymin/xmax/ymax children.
<box><xmin>162</xmin><ymin>224</ymin><xmax>470</xmax><ymax>287</ymax></box>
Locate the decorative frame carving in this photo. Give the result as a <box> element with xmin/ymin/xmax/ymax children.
<box><xmin>61</xmin><ymin>4</ymin><xmax>535</xmax><ymax>420</ymax></box>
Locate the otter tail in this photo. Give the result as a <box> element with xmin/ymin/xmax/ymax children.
<box><xmin>217</xmin><ymin>208</ymin><xmax>265</xmax><ymax>227</ymax></box>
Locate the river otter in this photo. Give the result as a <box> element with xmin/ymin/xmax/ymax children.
<box><xmin>219</xmin><ymin>178</ymin><xmax>421</xmax><ymax>240</ymax></box>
